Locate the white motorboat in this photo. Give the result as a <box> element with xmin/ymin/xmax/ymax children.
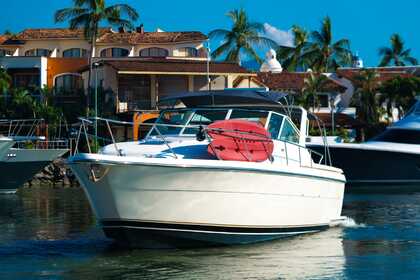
<box><xmin>0</xmin><ymin>120</ymin><xmax>69</xmax><ymax>194</ymax></box>
<box><xmin>307</xmin><ymin>101</ymin><xmax>420</xmax><ymax>192</ymax></box>
<box><xmin>68</xmin><ymin>90</ymin><xmax>346</xmax><ymax>248</ymax></box>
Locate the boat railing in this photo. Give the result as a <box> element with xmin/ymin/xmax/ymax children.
<box><xmin>14</xmin><ymin>139</ymin><xmax>70</xmax><ymax>150</ymax></box>
<box><xmin>75</xmin><ymin>117</ymin><xmax>325</xmax><ymax>168</ymax></box>
<box><xmin>0</xmin><ymin>119</ymin><xmax>44</xmax><ymax>138</ymax></box>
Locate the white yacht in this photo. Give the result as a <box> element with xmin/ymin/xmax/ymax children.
<box><xmin>0</xmin><ymin>120</ymin><xmax>69</xmax><ymax>194</ymax></box>
<box><xmin>68</xmin><ymin>90</ymin><xmax>346</xmax><ymax>248</ymax></box>
<box><xmin>307</xmin><ymin>101</ymin><xmax>420</xmax><ymax>191</ymax></box>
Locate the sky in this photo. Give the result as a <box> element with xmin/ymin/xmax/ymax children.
<box><xmin>1</xmin><ymin>0</ymin><xmax>419</xmax><ymax>66</ymax></box>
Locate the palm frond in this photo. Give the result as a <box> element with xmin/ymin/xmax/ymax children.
<box><xmin>211</xmin><ymin>41</ymin><xmax>232</xmax><ymax>59</ymax></box>
<box><xmin>54</xmin><ymin>7</ymin><xmax>87</xmax><ymax>23</ymax></box>
<box><xmin>208</xmin><ymin>29</ymin><xmax>230</xmax><ymax>39</ymax></box>
<box><xmin>105</xmin><ymin>4</ymin><xmax>139</xmax><ymax>20</ymax></box>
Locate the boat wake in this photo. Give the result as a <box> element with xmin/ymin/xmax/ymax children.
<box><xmin>337</xmin><ymin>216</ymin><xmax>366</xmax><ymax>228</ymax></box>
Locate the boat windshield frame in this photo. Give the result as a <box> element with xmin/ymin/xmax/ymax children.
<box><xmin>146</xmin><ymin>107</ymin><xmax>300</xmax><ymax>143</ymax></box>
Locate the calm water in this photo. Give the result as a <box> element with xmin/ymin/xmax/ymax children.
<box><xmin>1</xmin><ymin>187</ymin><xmax>420</xmax><ymax>279</ymax></box>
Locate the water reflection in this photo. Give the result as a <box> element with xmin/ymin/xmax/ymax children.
<box><xmin>67</xmin><ymin>228</ymin><xmax>346</xmax><ymax>279</ymax></box>
<box><xmin>2</xmin><ymin>188</ymin><xmax>420</xmax><ymax>279</ymax></box>
<box><xmin>0</xmin><ymin>187</ymin><xmax>94</xmax><ymax>243</ymax></box>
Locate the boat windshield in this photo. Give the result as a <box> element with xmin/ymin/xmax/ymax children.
<box><xmin>148</xmin><ymin>108</ymin><xmax>298</xmax><ymax>141</ymax></box>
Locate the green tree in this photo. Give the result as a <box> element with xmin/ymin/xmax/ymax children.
<box><xmin>352</xmin><ymin>69</ymin><xmax>381</xmax><ymax>141</ymax></box>
<box><xmin>209</xmin><ymin>8</ymin><xmax>276</xmax><ymax>64</ymax></box>
<box><xmin>54</xmin><ymin>0</ymin><xmax>139</xmax><ymax>108</ymax></box>
<box><xmin>277</xmin><ymin>25</ymin><xmax>311</xmax><ymax>71</ymax></box>
<box><xmin>300</xmin><ymin>72</ymin><xmax>330</xmax><ymax>110</ymax></box>
<box><xmin>302</xmin><ymin>16</ymin><xmax>352</xmax><ymax>72</ymax></box>
<box><xmin>379</xmin><ymin>76</ymin><xmax>420</xmax><ymax>121</ymax></box>
<box><xmin>0</xmin><ymin>68</ymin><xmax>11</xmax><ymax>95</ymax></box>
<box><xmin>10</xmin><ymin>88</ymin><xmax>37</xmax><ymax>118</ymax></box>
<box><xmin>378</xmin><ymin>34</ymin><xmax>418</xmax><ymax>66</ymax></box>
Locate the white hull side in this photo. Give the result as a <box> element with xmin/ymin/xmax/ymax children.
<box><xmin>70</xmin><ymin>157</ymin><xmax>345</xmax><ymax>248</ymax></box>
<box><xmin>0</xmin><ymin>148</ymin><xmax>69</xmax><ymax>193</ymax></box>
<box><xmin>0</xmin><ymin>140</ymin><xmax>15</xmax><ymax>160</ymax></box>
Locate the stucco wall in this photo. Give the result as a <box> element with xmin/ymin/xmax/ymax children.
<box><xmin>47</xmin><ymin>57</ymin><xmax>88</xmax><ymax>87</ymax></box>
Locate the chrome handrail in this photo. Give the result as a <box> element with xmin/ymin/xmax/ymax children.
<box><xmin>74</xmin><ymin>116</ymin><xmax>326</xmax><ymax>169</ymax></box>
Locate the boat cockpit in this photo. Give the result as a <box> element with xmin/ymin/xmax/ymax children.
<box><xmin>147</xmin><ymin>107</ymin><xmax>302</xmax><ymax>146</ymax></box>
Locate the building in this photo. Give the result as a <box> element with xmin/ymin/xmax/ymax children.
<box><xmin>0</xmin><ymin>27</ymin><xmax>255</xmax><ymax>116</ymax></box>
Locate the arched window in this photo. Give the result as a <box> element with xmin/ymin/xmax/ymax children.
<box><xmin>63</xmin><ymin>48</ymin><xmax>89</xmax><ymax>58</ymax></box>
<box><xmin>139</xmin><ymin>47</ymin><xmax>169</xmax><ymax>57</ymax></box>
<box><xmin>54</xmin><ymin>74</ymin><xmax>83</xmax><ymax>93</ymax></box>
<box><xmin>25</xmin><ymin>49</ymin><xmax>52</xmax><ymax>57</ymax></box>
<box><xmin>178</xmin><ymin>47</ymin><xmax>198</xmax><ymax>57</ymax></box>
<box><xmin>100</xmin><ymin>48</ymin><xmax>129</xmax><ymax>58</ymax></box>
<box><xmin>0</xmin><ymin>49</ymin><xmax>13</xmax><ymax>57</ymax></box>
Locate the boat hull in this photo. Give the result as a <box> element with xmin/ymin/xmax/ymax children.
<box><xmin>69</xmin><ymin>155</ymin><xmax>345</xmax><ymax>248</ymax></box>
<box><xmin>308</xmin><ymin>143</ymin><xmax>420</xmax><ymax>192</ymax></box>
<box><xmin>0</xmin><ymin>148</ymin><xmax>69</xmax><ymax>193</ymax></box>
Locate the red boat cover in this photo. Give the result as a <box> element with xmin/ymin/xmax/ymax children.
<box><xmin>207</xmin><ymin>120</ymin><xmax>274</xmax><ymax>162</ymax></box>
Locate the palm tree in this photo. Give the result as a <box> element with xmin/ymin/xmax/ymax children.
<box><xmin>11</xmin><ymin>88</ymin><xmax>37</xmax><ymax>118</ymax></box>
<box><xmin>54</xmin><ymin>0</ymin><xmax>139</xmax><ymax>92</ymax></box>
<box><xmin>301</xmin><ymin>72</ymin><xmax>330</xmax><ymax>110</ymax></box>
<box><xmin>302</xmin><ymin>16</ymin><xmax>352</xmax><ymax>72</ymax></box>
<box><xmin>209</xmin><ymin>8</ymin><xmax>276</xmax><ymax>64</ymax></box>
<box><xmin>0</xmin><ymin>68</ymin><xmax>11</xmax><ymax>95</ymax></box>
<box><xmin>352</xmin><ymin>69</ymin><xmax>381</xmax><ymax>141</ymax></box>
<box><xmin>277</xmin><ymin>25</ymin><xmax>311</xmax><ymax>71</ymax></box>
<box><xmin>379</xmin><ymin>76</ymin><xmax>420</xmax><ymax>121</ymax></box>
<box><xmin>378</xmin><ymin>34</ymin><xmax>418</xmax><ymax>66</ymax></box>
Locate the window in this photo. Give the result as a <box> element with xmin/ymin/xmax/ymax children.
<box><xmin>25</xmin><ymin>49</ymin><xmax>52</xmax><ymax>57</ymax></box>
<box><xmin>183</xmin><ymin>109</ymin><xmax>229</xmax><ymax>134</ymax></box>
<box><xmin>178</xmin><ymin>47</ymin><xmax>198</xmax><ymax>57</ymax></box>
<box><xmin>13</xmin><ymin>73</ymin><xmax>40</xmax><ymax>88</ymax></box>
<box><xmin>150</xmin><ymin>110</ymin><xmax>193</xmax><ymax>136</ymax></box>
<box><xmin>63</xmin><ymin>48</ymin><xmax>88</xmax><ymax>58</ymax></box>
<box><xmin>267</xmin><ymin>113</ymin><xmax>284</xmax><ymax>139</ymax></box>
<box><xmin>318</xmin><ymin>94</ymin><xmax>330</xmax><ymax>108</ymax></box>
<box><xmin>229</xmin><ymin>109</ymin><xmax>269</xmax><ymax>126</ymax></box>
<box><xmin>0</xmin><ymin>49</ymin><xmax>12</xmax><ymax>56</ymax></box>
<box><xmin>54</xmin><ymin>74</ymin><xmax>83</xmax><ymax>93</ymax></box>
<box><xmin>100</xmin><ymin>48</ymin><xmax>129</xmax><ymax>58</ymax></box>
<box><xmin>279</xmin><ymin>119</ymin><xmax>300</xmax><ymax>143</ymax></box>
<box><xmin>139</xmin><ymin>47</ymin><xmax>169</xmax><ymax>57</ymax></box>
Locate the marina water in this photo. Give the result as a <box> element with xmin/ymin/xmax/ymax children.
<box><xmin>1</xmin><ymin>186</ymin><xmax>420</xmax><ymax>279</ymax></box>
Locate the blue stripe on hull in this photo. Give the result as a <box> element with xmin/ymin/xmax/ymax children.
<box><xmin>101</xmin><ymin>221</ymin><xmax>329</xmax><ymax>249</ymax></box>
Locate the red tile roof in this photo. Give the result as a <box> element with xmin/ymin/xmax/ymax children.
<box><xmin>0</xmin><ymin>35</ymin><xmax>9</xmax><ymax>44</ymax></box>
<box><xmin>83</xmin><ymin>58</ymin><xmax>252</xmax><ymax>74</ymax></box>
<box><xmin>15</xmin><ymin>28</ymin><xmax>110</xmax><ymax>40</ymax></box>
<box><xmin>336</xmin><ymin>68</ymin><xmax>414</xmax><ymax>83</ymax></box>
<box><xmin>6</xmin><ymin>28</ymin><xmax>207</xmax><ymax>44</ymax></box>
<box><xmin>257</xmin><ymin>72</ymin><xmax>346</xmax><ymax>92</ymax></box>
<box><xmin>96</xmin><ymin>31</ymin><xmax>207</xmax><ymax>44</ymax></box>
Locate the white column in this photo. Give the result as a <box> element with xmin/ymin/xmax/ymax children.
<box><xmin>40</xmin><ymin>57</ymin><xmax>48</xmax><ymax>88</ymax></box>
<box><xmin>129</xmin><ymin>46</ymin><xmax>135</xmax><ymax>57</ymax></box>
<box><xmin>51</xmin><ymin>48</ymin><xmax>58</xmax><ymax>58</ymax></box>
<box><xmin>13</xmin><ymin>48</ymin><xmax>19</xmax><ymax>56</ymax></box>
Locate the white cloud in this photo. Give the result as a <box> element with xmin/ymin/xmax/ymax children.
<box><xmin>263</xmin><ymin>23</ymin><xmax>294</xmax><ymax>47</ymax></box>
